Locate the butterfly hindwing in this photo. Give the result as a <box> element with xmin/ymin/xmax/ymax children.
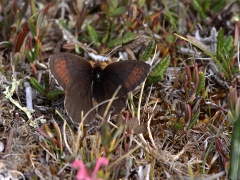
<box><xmin>64</xmin><ymin>89</ymin><xmax>94</xmax><ymax>123</ymax></box>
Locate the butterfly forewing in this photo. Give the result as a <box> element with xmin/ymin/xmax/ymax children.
<box><xmin>49</xmin><ymin>53</ymin><xmax>94</xmax><ymax>123</ymax></box>
<box><xmin>97</xmin><ymin>60</ymin><xmax>150</xmax><ymax>116</ymax></box>
<box><xmin>49</xmin><ymin>53</ymin><xmax>92</xmax><ymax>94</ymax></box>
<box><xmin>103</xmin><ymin>60</ymin><xmax>150</xmax><ymax>96</ymax></box>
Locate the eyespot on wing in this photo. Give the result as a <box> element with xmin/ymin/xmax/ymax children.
<box><xmin>49</xmin><ymin>53</ymin><xmax>93</xmax><ymax>93</ymax></box>
<box><xmin>124</xmin><ymin>66</ymin><xmax>146</xmax><ymax>88</ymax></box>
<box><xmin>53</xmin><ymin>59</ymin><xmax>70</xmax><ymax>85</ymax></box>
<box><xmin>103</xmin><ymin>60</ymin><xmax>150</xmax><ymax>94</ymax></box>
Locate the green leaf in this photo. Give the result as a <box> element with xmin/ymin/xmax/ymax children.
<box><xmin>0</xmin><ymin>41</ymin><xmax>12</xmax><ymax>48</ymax></box>
<box><xmin>46</xmin><ymin>89</ymin><xmax>64</xmax><ymax>100</ymax></box>
<box><xmin>202</xmin><ymin>138</ymin><xmax>215</xmax><ymax>173</ymax></box>
<box><xmin>147</xmin><ymin>54</ymin><xmax>171</xmax><ymax>84</ymax></box>
<box><xmin>229</xmin><ymin>116</ymin><xmax>240</xmax><ymax>179</ymax></box>
<box><xmin>187</xmin><ymin>111</ymin><xmax>200</xmax><ymax>130</ymax></box>
<box><xmin>195</xmin><ymin>71</ymin><xmax>205</xmax><ymax>97</ymax></box>
<box><xmin>31</xmin><ymin>39</ymin><xmax>40</xmax><ymax>63</ymax></box>
<box><xmin>30</xmin><ymin>77</ymin><xmax>45</xmax><ymax>94</ymax></box>
<box><xmin>164</xmin><ymin>33</ymin><xmax>176</xmax><ymax>44</ymax></box>
<box><xmin>59</xmin><ymin>19</ymin><xmax>71</xmax><ymax>32</ymax></box>
<box><xmin>122</xmin><ymin>32</ymin><xmax>137</xmax><ymax>44</ymax></box>
<box><xmin>101</xmin><ymin>20</ymin><xmax>110</xmax><ymax>44</ymax></box>
<box><xmin>128</xmin><ymin>97</ymin><xmax>137</xmax><ymax>113</ymax></box>
<box><xmin>36</xmin><ymin>10</ymin><xmax>44</xmax><ymax>34</ymax></box>
<box><xmin>112</xmin><ymin>6</ymin><xmax>127</xmax><ymax>16</ymax></box>
<box><xmin>162</xmin><ymin>0</ymin><xmax>178</xmax><ymax>32</ymax></box>
<box><xmin>108</xmin><ymin>0</ymin><xmax>118</xmax><ymax>9</ymax></box>
<box><xmin>212</xmin><ymin>1</ymin><xmax>226</xmax><ymax>13</ymax></box>
<box><xmin>107</xmin><ymin>32</ymin><xmax>136</xmax><ymax>48</ymax></box>
<box><xmin>137</xmin><ymin>0</ymin><xmax>145</xmax><ymax>6</ymax></box>
<box><xmin>100</xmin><ymin>122</ymin><xmax>112</xmax><ymax>147</ymax></box>
<box><xmin>217</xmin><ymin>28</ymin><xmax>224</xmax><ymax>57</ymax></box>
<box><xmin>24</xmin><ymin>47</ymin><xmax>33</xmax><ymax>63</ymax></box>
<box><xmin>172</xmin><ymin>121</ymin><xmax>184</xmax><ymax>130</ymax></box>
<box><xmin>13</xmin><ymin>53</ymin><xmax>20</xmax><ymax>66</ymax></box>
<box><xmin>139</xmin><ymin>40</ymin><xmax>156</xmax><ymax>61</ymax></box>
<box><xmin>192</xmin><ymin>0</ymin><xmax>206</xmax><ymax>19</ymax></box>
<box><xmin>30</xmin><ymin>0</ymin><xmax>37</xmax><ymax>21</ymax></box>
<box><xmin>223</xmin><ymin>36</ymin><xmax>234</xmax><ymax>54</ymax></box>
<box><xmin>216</xmin><ymin>28</ymin><xmax>235</xmax><ymax>81</ymax></box>
<box><xmin>37</xmin><ymin>3</ymin><xmax>51</xmax><ymax>32</ymax></box>
<box><xmin>203</xmin><ymin>0</ymin><xmax>211</xmax><ymax>13</ymax></box>
<box><xmin>87</xmin><ymin>24</ymin><xmax>100</xmax><ymax>47</ymax></box>
<box><xmin>28</xmin><ymin>18</ymin><xmax>37</xmax><ymax>37</ymax></box>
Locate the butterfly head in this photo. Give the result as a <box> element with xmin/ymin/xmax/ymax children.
<box><xmin>93</xmin><ymin>65</ymin><xmax>104</xmax><ymax>82</ymax></box>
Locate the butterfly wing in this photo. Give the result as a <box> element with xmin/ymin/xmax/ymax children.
<box><xmin>97</xmin><ymin>60</ymin><xmax>150</xmax><ymax>116</ymax></box>
<box><xmin>49</xmin><ymin>53</ymin><xmax>94</xmax><ymax>124</ymax></box>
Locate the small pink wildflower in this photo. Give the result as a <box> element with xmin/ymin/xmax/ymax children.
<box><xmin>72</xmin><ymin>157</ymin><xmax>109</xmax><ymax>180</ymax></box>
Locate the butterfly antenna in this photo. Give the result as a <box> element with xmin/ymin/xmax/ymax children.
<box><xmin>75</xmin><ymin>43</ymin><xmax>91</xmax><ymax>54</ymax></box>
<box><xmin>104</xmin><ymin>45</ymin><xmax>122</xmax><ymax>57</ymax></box>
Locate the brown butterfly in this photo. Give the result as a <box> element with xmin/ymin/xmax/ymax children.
<box><xmin>49</xmin><ymin>53</ymin><xmax>150</xmax><ymax>124</ymax></box>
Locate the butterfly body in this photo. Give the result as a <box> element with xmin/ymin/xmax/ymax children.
<box><xmin>92</xmin><ymin>65</ymin><xmax>105</xmax><ymax>102</ymax></box>
<box><xmin>49</xmin><ymin>53</ymin><xmax>150</xmax><ymax>124</ymax></box>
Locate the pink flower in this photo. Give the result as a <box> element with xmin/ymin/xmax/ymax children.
<box><xmin>72</xmin><ymin>157</ymin><xmax>109</xmax><ymax>180</ymax></box>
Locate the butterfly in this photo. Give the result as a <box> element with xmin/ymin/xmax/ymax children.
<box><xmin>49</xmin><ymin>53</ymin><xmax>150</xmax><ymax>124</ymax></box>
